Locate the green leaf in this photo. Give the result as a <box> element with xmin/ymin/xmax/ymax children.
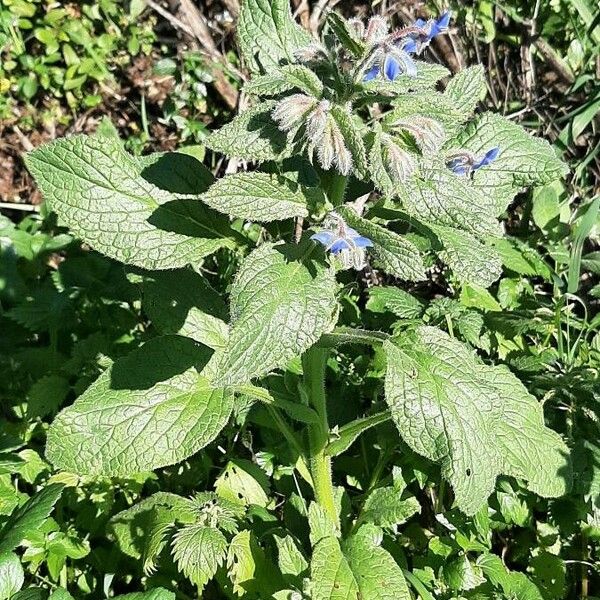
<box><xmin>172</xmin><ymin>524</ymin><xmax>227</xmax><ymax>590</ymax></box>
<box><xmin>237</xmin><ymin>0</ymin><xmax>311</xmax><ymax>73</ymax></box>
<box><xmin>274</xmin><ymin>533</ymin><xmax>308</xmax><ymax>581</ymax></box>
<box><xmin>431</xmin><ymin>224</ymin><xmax>502</xmax><ymax>288</ymax></box>
<box><xmin>443</xmin><ymin>555</ymin><xmax>486</xmax><ymax>591</ymax></box>
<box><xmin>311</xmin><ymin>536</ymin><xmax>359</xmax><ymax>599</ymax></box>
<box><xmin>142</xmin><ymin>269</ymin><xmax>229</xmax><ymax>350</ymax></box>
<box><xmin>397</xmin><ymin>169</ymin><xmax>502</xmax><ymax>237</ymax></box>
<box><xmin>46</xmin><ymin>337</ymin><xmax>233</xmax><ymax>476</ymax></box>
<box><xmin>325</xmin><ymin>412</ymin><xmax>391</xmax><ymax>457</ymax></box>
<box><xmin>0</xmin><ymin>552</ymin><xmax>24</xmax><ymax>600</ymax></box>
<box><xmin>212</xmin><ymin>243</ymin><xmax>338</xmax><ymax>386</ymax></box>
<box><xmin>200</xmin><ymin>172</ymin><xmax>309</xmax><ymax>222</ymax></box>
<box><xmin>206</xmin><ymin>101</ymin><xmax>290</xmax><ymax>162</ymax></box>
<box><xmin>327</xmin><ymin>12</ymin><xmax>365</xmax><ymax>58</ymax></box>
<box><xmin>445</xmin><ymin>65</ymin><xmax>486</xmax><ymax>118</ymax></box>
<box><xmin>27</xmin><ymin>374</ymin><xmax>70</xmax><ymax>419</ymax></box>
<box><xmin>366</xmin><ymin>286</ymin><xmax>424</xmax><ymax>319</ymax></box>
<box><xmin>384</xmin><ymin>327</ymin><xmax>571</xmax><ymax>515</ymax></box>
<box><xmin>215</xmin><ymin>459</ymin><xmax>271</xmax><ymax>507</ymax></box>
<box><xmin>454</xmin><ymin>113</ymin><xmax>568</xmax><ymax>212</ymax></box>
<box><xmin>114</xmin><ymin>589</ymin><xmax>176</xmax><ymax>600</ymax></box>
<box><xmin>359</xmin><ymin>487</ymin><xmax>420</xmax><ymax>529</ymax></box>
<box><xmin>0</xmin><ymin>484</ymin><xmax>63</xmax><ymax>554</ymax></box>
<box><xmin>344</xmin><ymin>525</ymin><xmax>411</xmax><ymax>600</ymax></box>
<box><xmin>337</xmin><ymin>206</ymin><xmax>426</xmax><ymax>281</ymax></box>
<box><xmin>25</xmin><ymin>133</ymin><xmax>234</xmax><ymax>270</ymax></box>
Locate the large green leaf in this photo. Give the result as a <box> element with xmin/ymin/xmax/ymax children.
<box><xmin>454</xmin><ymin>113</ymin><xmax>568</xmax><ymax>212</ymax></box>
<box><xmin>211</xmin><ymin>243</ymin><xmax>338</xmax><ymax>386</ymax></box>
<box><xmin>430</xmin><ymin>224</ymin><xmax>502</xmax><ymax>288</ymax></box>
<box><xmin>46</xmin><ymin>336</ymin><xmax>233</xmax><ymax>476</ymax></box>
<box><xmin>384</xmin><ymin>326</ymin><xmax>571</xmax><ymax>515</ymax></box>
<box><xmin>0</xmin><ymin>484</ymin><xmax>63</xmax><ymax>554</ymax></box>
<box><xmin>25</xmin><ymin>133</ymin><xmax>234</xmax><ymax>270</ymax></box>
<box><xmin>199</xmin><ymin>172</ymin><xmax>309</xmax><ymax>222</ymax></box>
<box><xmin>338</xmin><ymin>206</ymin><xmax>426</xmax><ymax>281</ymax></box>
<box><xmin>396</xmin><ymin>169</ymin><xmax>502</xmax><ymax>237</ymax></box>
<box><xmin>237</xmin><ymin>0</ymin><xmax>311</xmax><ymax>73</ymax></box>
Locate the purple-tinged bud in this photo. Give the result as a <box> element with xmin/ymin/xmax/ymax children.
<box><xmin>331</xmin><ymin>122</ymin><xmax>353</xmax><ymax>175</ymax></box>
<box><xmin>305</xmin><ymin>99</ymin><xmax>331</xmax><ymax>140</ymax></box>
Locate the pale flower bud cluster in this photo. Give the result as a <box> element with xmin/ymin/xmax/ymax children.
<box><xmin>273</xmin><ymin>96</ymin><xmax>353</xmax><ymax>175</ymax></box>
<box><xmin>388</xmin><ymin>115</ymin><xmax>445</xmax><ymax>153</ymax></box>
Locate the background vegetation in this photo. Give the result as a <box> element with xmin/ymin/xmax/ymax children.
<box><xmin>0</xmin><ymin>0</ymin><xmax>598</xmax><ymax>598</ymax></box>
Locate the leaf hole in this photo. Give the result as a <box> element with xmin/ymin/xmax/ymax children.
<box><xmin>466</xmin><ymin>468</ymin><xmax>471</xmax><ymax>476</ymax></box>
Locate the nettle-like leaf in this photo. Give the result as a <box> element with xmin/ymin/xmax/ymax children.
<box><xmin>384</xmin><ymin>326</ymin><xmax>571</xmax><ymax>515</ymax></box>
<box><xmin>245</xmin><ymin>64</ymin><xmax>324</xmax><ymax>97</ymax></box>
<box><xmin>310</xmin><ymin>525</ymin><xmax>411</xmax><ymax>600</ymax></box>
<box><xmin>237</xmin><ymin>0</ymin><xmax>311</xmax><ymax>73</ymax></box>
<box><xmin>172</xmin><ymin>523</ymin><xmax>227</xmax><ymax>590</ymax></box>
<box><xmin>25</xmin><ymin>132</ymin><xmax>235</xmax><ymax>270</ymax></box>
<box><xmin>46</xmin><ymin>336</ymin><xmax>233</xmax><ymax>476</ymax></box>
<box><xmin>338</xmin><ymin>206</ymin><xmax>427</xmax><ymax>281</ymax></box>
<box><xmin>0</xmin><ymin>484</ymin><xmax>63</xmax><ymax>554</ymax></box>
<box><xmin>444</xmin><ymin>64</ymin><xmax>486</xmax><ymax>119</ymax></box>
<box><xmin>431</xmin><ymin>224</ymin><xmax>503</xmax><ymax>288</ymax></box>
<box><xmin>199</xmin><ymin>172</ymin><xmax>309</xmax><ymax>222</ymax></box>
<box><xmin>211</xmin><ymin>243</ymin><xmax>338</xmax><ymax>386</ymax></box>
<box><xmin>454</xmin><ymin>113</ymin><xmax>568</xmax><ymax>212</ymax></box>
<box><xmin>206</xmin><ymin>100</ymin><xmax>290</xmax><ymax>163</ymax></box>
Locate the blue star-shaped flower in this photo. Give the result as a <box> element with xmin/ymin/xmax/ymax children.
<box><xmin>446</xmin><ymin>147</ymin><xmax>500</xmax><ymax>176</ymax></box>
<box><xmin>403</xmin><ymin>11</ymin><xmax>452</xmax><ymax>54</ymax></box>
<box><xmin>363</xmin><ymin>45</ymin><xmax>418</xmax><ymax>82</ymax></box>
<box><xmin>311</xmin><ymin>227</ymin><xmax>373</xmax><ymax>253</ymax></box>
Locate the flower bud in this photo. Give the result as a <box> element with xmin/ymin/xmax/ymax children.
<box><xmin>381</xmin><ymin>134</ymin><xmax>417</xmax><ymax>182</ymax></box>
<box><xmin>272</xmin><ymin>94</ymin><xmax>317</xmax><ymax>133</ymax></box>
<box><xmin>389</xmin><ymin>115</ymin><xmax>445</xmax><ymax>153</ymax></box>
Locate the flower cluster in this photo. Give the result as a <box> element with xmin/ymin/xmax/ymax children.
<box><xmin>272</xmin><ymin>97</ymin><xmax>354</xmax><ymax>175</ymax></box>
<box><xmin>358</xmin><ymin>12</ymin><xmax>451</xmax><ymax>82</ymax></box>
<box><xmin>311</xmin><ymin>213</ymin><xmax>373</xmax><ymax>270</ymax></box>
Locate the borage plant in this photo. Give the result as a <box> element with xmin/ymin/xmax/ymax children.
<box><xmin>26</xmin><ymin>0</ymin><xmax>571</xmax><ymax>597</ymax></box>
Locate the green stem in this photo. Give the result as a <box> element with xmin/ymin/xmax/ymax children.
<box><xmin>302</xmin><ymin>346</ymin><xmax>339</xmax><ymax>529</ymax></box>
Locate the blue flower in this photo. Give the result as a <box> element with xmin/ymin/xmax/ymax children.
<box><xmin>311</xmin><ymin>227</ymin><xmax>373</xmax><ymax>253</ymax></box>
<box><xmin>361</xmin><ymin>12</ymin><xmax>450</xmax><ymax>82</ymax></box>
<box><xmin>363</xmin><ymin>45</ymin><xmax>418</xmax><ymax>82</ymax></box>
<box><xmin>446</xmin><ymin>147</ymin><xmax>500</xmax><ymax>176</ymax></box>
<box><xmin>402</xmin><ymin>11</ymin><xmax>452</xmax><ymax>54</ymax></box>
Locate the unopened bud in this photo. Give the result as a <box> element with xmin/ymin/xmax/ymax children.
<box><xmin>390</xmin><ymin>115</ymin><xmax>445</xmax><ymax>153</ymax></box>
<box><xmin>272</xmin><ymin>94</ymin><xmax>317</xmax><ymax>133</ymax></box>
<box><xmin>294</xmin><ymin>42</ymin><xmax>328</xmax><ymax>63</ymax></box>
<box><xmin>365</xmin><ymin>16</ymin><xmax>389</xmax><ymax>44</ymax></box>
<box><xmin>381</xmin><ymin>135</ymin><xmax>417</xmax><ymax>182</ymax></box>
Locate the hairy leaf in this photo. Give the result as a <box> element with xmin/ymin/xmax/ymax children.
<box><xmin>206</xmin><ymin>100</ymin><xmax>290</xmax><ymax>162</ymax></box>
<box><xmin>47</xmin><ymin>337</ymin><xmax>233</xmax><ymax>476</ymax></box>
<box><xmin>200</xmin><ymin>172</ymin><xmax>309</xmax><ymax>221</ymax></box>
<box><xmin>172</xmin><ymin>524</ymin><xmax>227</xmax><ymax>590</ymax></box>
<box><xmin>0</xmin><ymin>552</ymin><xmax>23</xmax><ymax>600</ymax></box>
<box><xmin>454</xmin><ymin>113</ymin><xmax>568</xmax><ymax>212</ymax></box>
<box><xmin>445</xmin><ymin>65</ymin><xmax>486</xmax><ymax>118</ymax></box>
<box><xmin>212</xmin><ymin>244</ymin><xmax>338</xmax><ymax>386</ymax></box>
<box><xmin>344</xmin><ymin>525</ymin><xmax>411</xmax><ymax>600</ymax></box>
<box><xmin>311</xmin><ymin>536</ymin><xmax>359</xmax><ymax>599</ymax></box>
<box><xmin>384</xmin><ymin>327</ymin><xmax>571</xmax><ymax>514</ymax></box>
<box><xmin>431</xmin><ymin>224</ymin><xmax>503</xmax><ymax>288</ymax></box>
<box><xmin>238</xmin><ymin>0</ymin><xmax>311</xmax><ymax>73</ymax></box>
<box><xmin>25</xmin><ymin>134</ymin><xmax>234</xmax><ymax>269</ymax></box>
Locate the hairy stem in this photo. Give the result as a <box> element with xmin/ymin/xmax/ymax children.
<box><xmin>302</xmin><ymin>346</ymin><xmax>339</xmax><ymax>529</ymax></box>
